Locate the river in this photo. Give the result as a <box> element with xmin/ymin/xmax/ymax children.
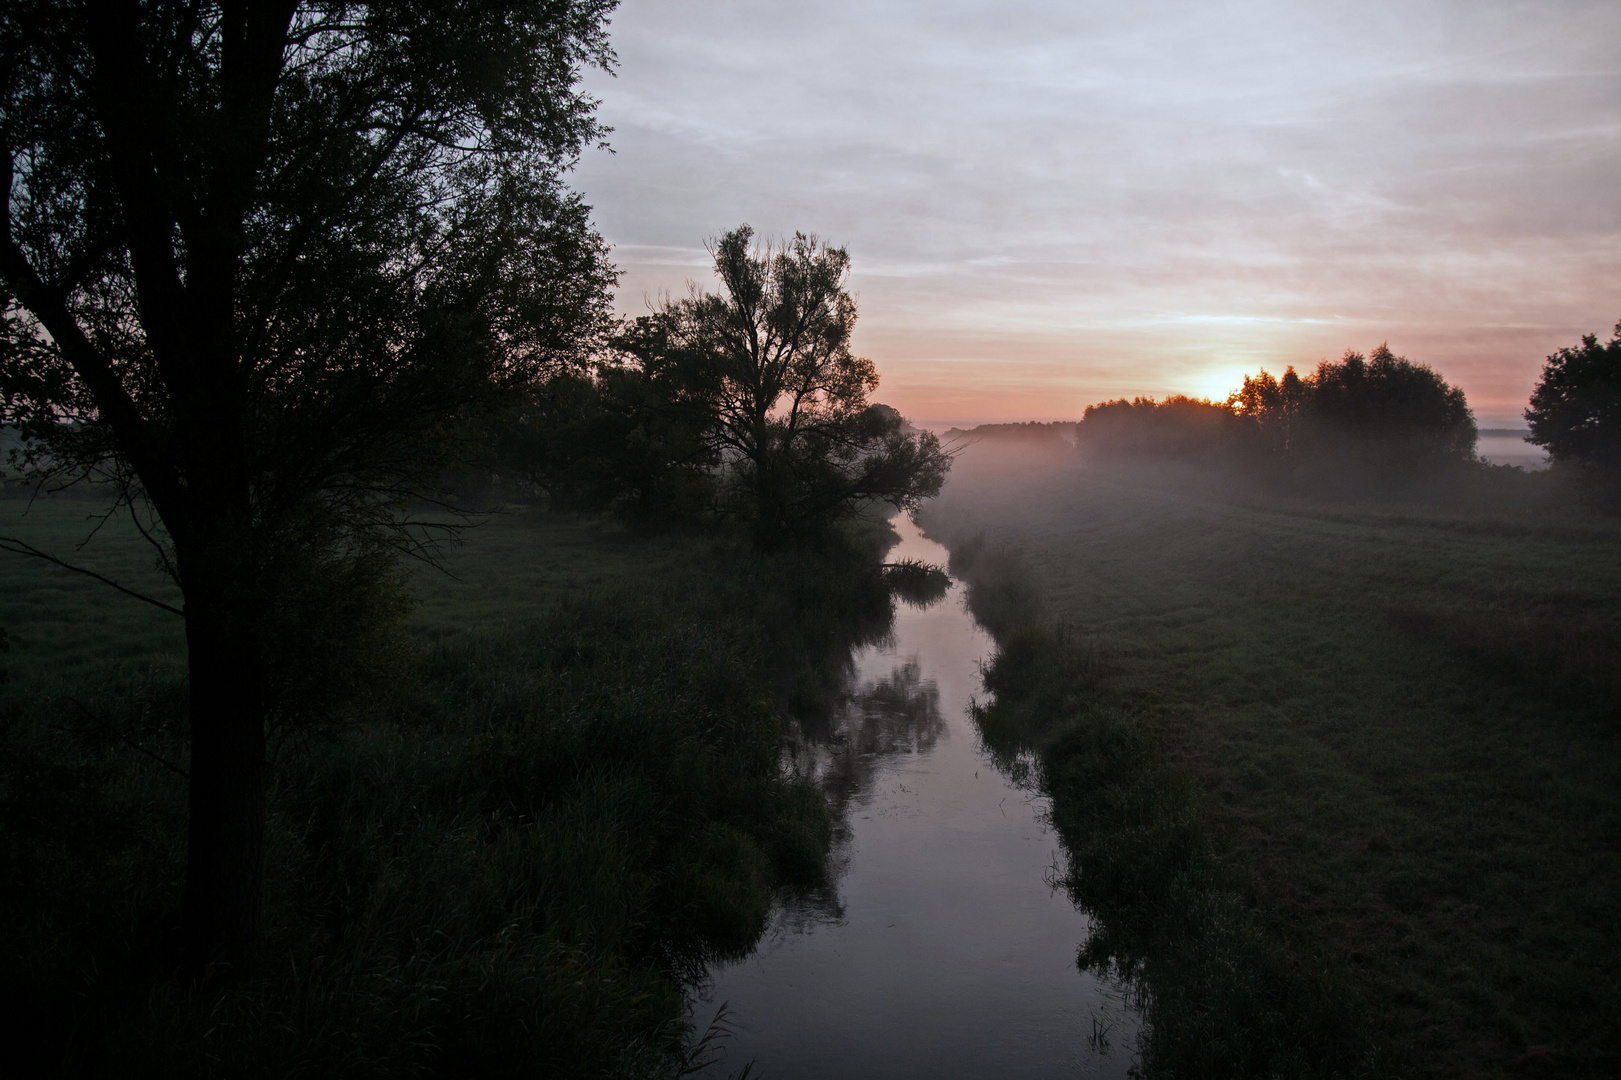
<box><xmin>703</xmin><ymin>515</ymin><xmax>1139</xmax><ymax>1078</ymax></box>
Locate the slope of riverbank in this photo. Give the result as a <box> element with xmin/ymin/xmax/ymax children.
<box><xmin>918</xmin><ymin>444</ymin><xmax>1621</xmax><ymax>1078</ymax></box>
<box><xmin>0</xmin><ymin>495</ymin><xmax>892</xmax><ymax>1076</ymax></box>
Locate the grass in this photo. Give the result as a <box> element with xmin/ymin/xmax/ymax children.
<box><xmin>919</xmin><ymin>444</ymin><xmax>1621</xmax><ymax>1078</ymax></box>
<box><xmin>960</xmin><ymin>562</ymin><xmax>1377</xmax><ymax>1078</ymax></box>
<box><xmin>0</xmin><ymin>491</ymin><xmax>186</xmax><ymax>685</ymax></box>
<box><xmin>0</xmin><ymin>494</ymin><xmax>697</xmax><ymax>685</ymax></box>
<box><xmin>1</xmin><ymin>492</ymin><xmax>895</xmax><ymax>1077</ymax></box>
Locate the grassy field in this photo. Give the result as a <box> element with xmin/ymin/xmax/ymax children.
<box><xmin>1</xmin><ymin>491</ymin><xmax>889</xmax><ymax>1077</ymax></box>
<box><xmin>0</xmin><ymin>494</ymin><xmax>702</xmax><ymax>685</ymax></box>
<box><xmin>920</xmin><ymin>443</ymin><xmax>1621</xmax><ymax>1078</ymax></box>
<box><xmin>1</xmin><ymin>493</ymin><xmax>186</xmax><ymax>686</ymax></box>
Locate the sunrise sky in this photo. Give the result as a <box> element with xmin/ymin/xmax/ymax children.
<box><xmin>571</xmin><ymin>0</ymin><xmax>1620</xmax><ymax>427</ymax></box>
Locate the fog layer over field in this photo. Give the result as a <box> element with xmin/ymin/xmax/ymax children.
<box><xmin>914</xmin><ymin>429</ymin><xmax>1621</xmax><ymax>1076</ymax></box>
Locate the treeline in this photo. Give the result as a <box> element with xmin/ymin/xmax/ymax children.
<box><xmin>481</xmin><ymin>227</ymin><xmax>948</xmax><ymax>548</ymax></box>
<box><xmin>1067</xmin><ymin>329</ymin><xmax>1621</xmax><ymax>505</ymax></box>
<box><xmin>1079</xmin><ymin>345</ymin><xmax>1475</xmax><ymax>493</ymax></box>
<box><xmin>943</xmin><ymin>420</ymin><xmax>1078</xmax><ymax>446</ymax></box>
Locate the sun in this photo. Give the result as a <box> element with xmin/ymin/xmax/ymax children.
<box><xmin>1190</xmin><ymin>366</ymin><xmax>1253</xmax><ymax>404</ymax></box>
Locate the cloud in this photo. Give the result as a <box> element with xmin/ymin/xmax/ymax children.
<box><xmin>574</xmin><ymin>0</ymin><xmax>1621</xmax><ymax>423</ymax></box>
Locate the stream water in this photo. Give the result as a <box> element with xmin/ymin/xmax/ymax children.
<box><xmin>704</xmin><ymin>516</ymin><xmax>1139</xmax><ymax>1078</ymax></box>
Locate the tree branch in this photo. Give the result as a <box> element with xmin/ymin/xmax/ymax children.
<box><xmin>69</xmin><ymin>696</ymin><xmax>189</xmax><ymax>779</ymax></box>
<box><xmin>0</xmin><ymin>534</ymin><xmax>185</xmax><ymax>616</ymax></box>
<box><xmin>82</xmin><ymin>0</ymin><xmax>200</xmax><ymax>390</ymax></box>
<box><xmin>0</xmin><ymin>149</ymin><xmax>188</xmax><ymax>524</ymax></box>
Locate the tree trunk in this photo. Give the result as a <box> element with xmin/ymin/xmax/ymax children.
<box><xmin>179</xmin><ymin>546</ymin><xmax>267</xmax><ymax>974</ymax></box>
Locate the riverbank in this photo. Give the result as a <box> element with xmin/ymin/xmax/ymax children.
<box><xmin>706</xmin><ymin>514</ymin><xmax>1135</xmax><ymax>1079</ymax></box>
<box><xmin>918</xmin><ymin>443</ymin><xmax>1621</xmax><ymax>1078</ymax></box>
<box><xmin>0</xmin><ymin>496</ymin><xmax>892</xmax><ymax>1076</ymax></box>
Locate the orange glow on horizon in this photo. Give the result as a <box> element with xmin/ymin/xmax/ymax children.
<box><xmin>581</xmin><ymin>2</ymin><xmax>1620</xmax><ymax>431</ymax></box>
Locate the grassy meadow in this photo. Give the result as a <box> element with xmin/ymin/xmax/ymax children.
<box><xmin>1</xmin><ymin>491</ymin><xmax>894</xmax><ymax>1077</ymax></box>
<box><xmin>920</xmin><ymin>442</ymin><xmax>1621</xmax><ymax>1078</ymax></box>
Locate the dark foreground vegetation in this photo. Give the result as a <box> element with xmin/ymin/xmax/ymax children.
<box><xmin>2</xmin><ymin>8</ymin><xmax>949</xmax><ymax>1076</ymax></box>
<box><xmin>922</xmin><ymin>427</ymin><xmax>1621</xmax><ymax>1078</ymax></box>
<box><xmin>3</xmin><ymin>0</ymin><xmax>629</xmax><ymax>975</ymax></box>
<box><xmin>0</xmin><ymin>494</ymin><xmax>910</xmax><ymax>1076</ymax></box>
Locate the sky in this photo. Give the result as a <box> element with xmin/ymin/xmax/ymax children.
<box><xmin>570</xmin><ymin>0</ymin><xmax>1621</xmax><ymax>427</ymax></box>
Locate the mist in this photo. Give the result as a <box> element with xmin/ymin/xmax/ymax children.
<box><xmin>5</xmin><ymin>3</ymin><xmax>1618</xmax><ymax>1077</ymax></box>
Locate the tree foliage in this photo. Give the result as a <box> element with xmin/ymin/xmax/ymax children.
<box><xmin>608</xmin><ymin>226</ymin><xmax>950</xmax><ymax>545</ymax></box>
<box><xmin>1077</xmin><ymin>345</ymin><xmax>1478</xmax><ymax>498</ymax></box>
<box><xmin>1525</xmin><ymin>322</ymin><xmax>1621</xmax><ymax>472</ymax></box>
<box><xmin>488</xmin><ymin>364</ymin><xmax>719</xmax><ymax>523</ymax></box>
<box><xmin>1079</xmin><ymin>394</ymin><xmax>1243</xmax><ymax>459</ymax></box>
<box><xmin>1229</xmin><ymin>347</ymin><xmax>1476</xmax><ymax>460</ymax></box>
<box><xmin>1296</xmin><ymin>346</ymin><xmax>1476</xmax><ymax>460</ymax></box>
<box><xmin>0</xmin><ymin>0</ymin><xmax>618</xmax><ymax>965</ymax></box>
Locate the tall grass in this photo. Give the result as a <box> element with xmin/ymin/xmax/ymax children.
<box><xmin>1</xmin><ymin>515</ymin><xmax>896</xmax><ymax>1077</ymax></box>
<box><xmin>1388</xmin><ymin>604</ymin><xmax>1621</xmax><ymax>716</ymax></box>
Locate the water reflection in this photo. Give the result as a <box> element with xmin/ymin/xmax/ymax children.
<box><xmin>704</xmin><ymin>516</ymin><xmax>1137</xmax><ymax>1079</ymax></box>
<box><xmin>791</xmin><ymin>658</ymin><xmax>947</xmax><ymax>826</ymax></box>
<box><xmin>779</xmin><ymin>658</ymin><xmax>948</xmax><ymax>927</ymax></box>
<box><xmin>883</xmin><ymin>559</ymin><xmax>953</xmax><ymax>607</ymax></box>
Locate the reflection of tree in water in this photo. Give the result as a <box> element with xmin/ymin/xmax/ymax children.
<box><xmin>772</xmin><ymin>656</ymin><xmax>947</xmax><ymax>928</ymax></box>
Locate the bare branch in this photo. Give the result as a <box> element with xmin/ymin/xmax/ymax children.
<box><xmin>0</xmin><ymin>150</ymin><xmax>187</xmax><ymax>523</ymax></box>
<box><xmin>68</xmin><ymin>696</ymin><xmax>189</xmax><ymax>779</ymax></box>
<box><xmin>0</xmin><ymin>534</ymin><xmax>184</xmax><ymax>616</ymax></box>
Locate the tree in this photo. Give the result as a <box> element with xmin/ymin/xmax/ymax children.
<box><xmin>1525</xmin><ymin>322</ymin><xmax>1621</xmax><ymax>473</ymax></box>
<box><xmin>488</xmin><ymin>364</ymin><xmax>720</xmax><ymax>521</ymax></box>
<box><xmin>1229</xmin><ymin>366</ymin><xmax>1305</xmax><ymax>454</ymax></box>
<box><xmin>488</xmin><ymin>372</ymin><xmax>622</xmax><ymax>510</ymax></box>
<box><xmin>0</xmin><ymin>1</ymin><xmax>617</xmax><ymax>968</ymax></box>
<box><xmin>1078</xmin><ymin>394</ymin><xmax>1243</xmax><ymax>460</ymax></box>
<box><xmin>1075</xmin><ymin>346</ymin><xmax>1477</xmax><ymax>501</ymax></box>
<box><xmin>612</xmin><ymin>225</ymin><xmax>949</xmax><ymax>546</ymax></box>
<box><xmin>1299</xmin><ymin>345</ymin><xmax>1476</xmax><ymax>461</ymax></box>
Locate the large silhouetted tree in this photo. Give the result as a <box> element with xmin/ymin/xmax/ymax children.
<box><xmin>612</xmin><ymin>226</ymin><xmax>949</xmax><ymax>545</ymax></box>
<box><xmin>1298</xmin><ymin>345</ymin><xmax>1476</xmax><ymax>461</ymax></box>
<box><xmin>1525</xmin><ymin>322</ymin><xmax>1621</xmax><ymax>475</ymax></box>
<box><xmin>0</xmin><ymin>1</ymin><xmax>616</xmax><ymax>968</ymax></box>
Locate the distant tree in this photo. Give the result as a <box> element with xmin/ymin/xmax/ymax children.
<box><xmin>0</xmin><ymin>1</ymin><xmax>617</xmax><ymax>967</ymax></box>
<box><xmin>489</xmin><ymin>365</ymin><xmax>718</xmax><ymax>521</ymax></box>
<box><xmin>1525</xmin><ymin>323</ymin><xmax>1621</xmax><ymax>474</ymax></box>
<box><xmin>612</xmin><ymin>226</ymin><xmax>950</xmax><ymax>546</ymax></box>
<box><xmin>945</xmin><ymin>421</ymin><xmax>1076</xmax><ymax>447</ymax></box>
<box><xmin>1076</xmin><ymin>346</ymin><xmax>1477</xmax><ymax>499</ymax></box>
<box><xmin>1078</xmin><ymin>395</ymin><xmax>1242</xmax><ymax>459</ymax></box>
<box><xmin>1299</xmin><ymin>345</ymin><xmax>1476</xmax><ymax>462</ymax></box>
<box><xmin>1229</xmin><ymin>366</ymin><xmax>1306</xmax><ymax>454</ymax></box>
<box><xmin>490</xmin><ymin>373</ymin><xmax>621</xmax><ymax>510</ymax></box>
